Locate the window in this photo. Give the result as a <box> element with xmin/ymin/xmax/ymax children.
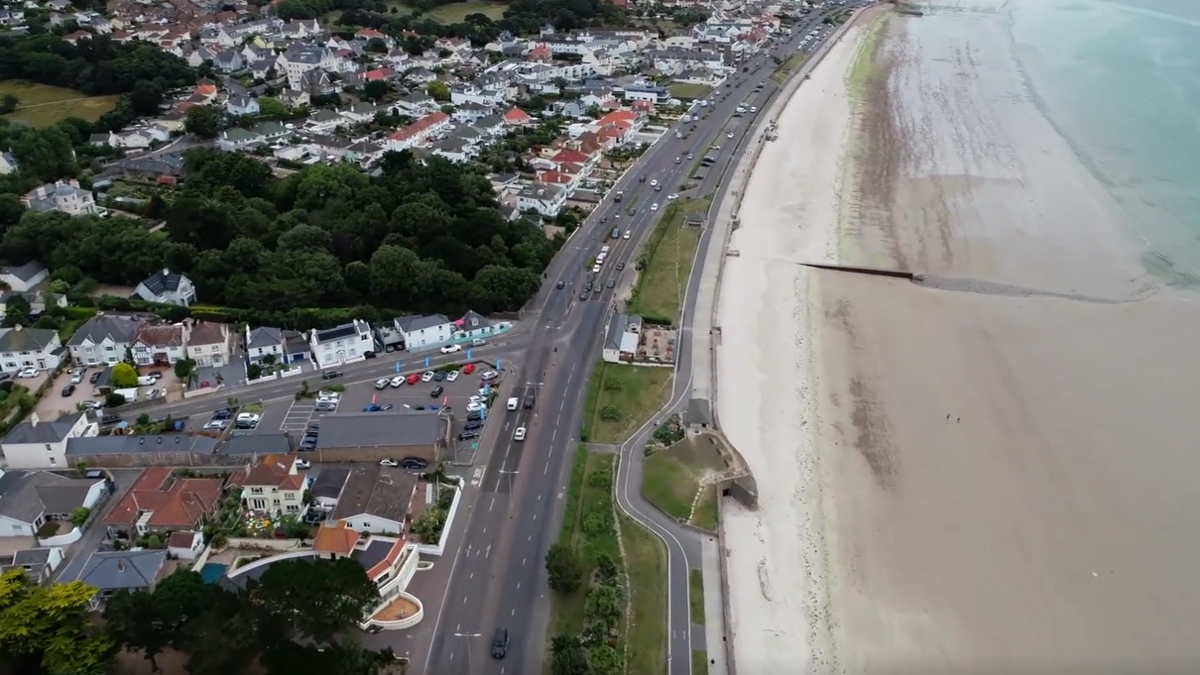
<box><xmin>211</xmin><ymin>345</ymin><xmax>220</xmax><ymax>352</ymax></box>
<box><xmin>284</xmin><ymin>492</ymin><xmax>296</xmax><ymax>500</ymax></box>
<box><xmin>48</xmin><ymin>458</ymin><xmax>56</xmax><ymax>466</ymax></box>
<box><xmin>44</xmin><ymin>444</ymin><xmax>51</xmax><ymax>452</ymax></box>
<box><xmin>105</xmin><ymin>346</ymin><xmax>115</xmax><ymax>352</ymax></box>
<box><xmin>361</xmin><ymin>522</ymin><xmax>370</xmax><ymax>528</ymax></box>
<box><xmin>249</xmin><ymin>487</ymin><xmax>263</xmax><ymax>494</ymax></box>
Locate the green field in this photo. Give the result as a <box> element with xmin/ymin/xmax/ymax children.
<box><xmin>0</xmin><ymin>80</ymin><xmax>119</xmax><ymax>128</ymax></box>
<box><xmin>392</xmin><ymin>0</ymin><xmax>509</xmax><ymax>22</ymax></box>
<box><xmin>581</xmin><ymin>362</ymin><xmax>673</xmax><ymax>445</ymax></box>
<box><xmin>627</xmin><ymin>198</ymin><xmax>710</xmax><ymax>324</ymax></box>
<box><xmin>690</xmin><ymin>484</ymin><xmax>719</xmax><ymax>531</ymax></box>
<box><xmin>641</xmin><ymin>433</ymin><xmax>729</xmax><ymax>522</ymax></box>
<box><xmin>667</xmin><ymin>83</ymin><xmax>713</xmax><ymax>100</ymax></box>
<box><xmin>770</xmin><ymin>52</ymin><xmax>807</xmax><ymax>84</ymax></box>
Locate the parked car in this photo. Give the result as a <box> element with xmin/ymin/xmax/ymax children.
<box><xmin>446</xmin><ymin>371</ymin><xmax>460</xmax><ymax>382</ymax></box>
<box><xmin>401</xmin><ymin>457</ymin><xmax>429</xmax><ymax>470</ymax></box>
<box><xmin>421</xmin><ymin>371</ymin><xmax>435</xmax><ymax>383</ymax></box>
<box><xmin>471</xmin><ymin>338</ymin><xmax>487</xmax><ymax>347</ymax></box>
<box><xmin>61</xmin><ymin>384</ymin><xmax>75</xmax><ymax>397</ymax></box>
<box><xmin>406</xmin><ymin>373</ymin><xmax>421</xmax><ymax>385</ymax></box>
<box><xmin>459</xmin><ymin>429</ymin><xmax>481</xmax><ymax>441</ymax></box>
<box><xmin>464</xmin><ymin>420</ymin><xmax>485</xmax><ymax>431</ymax></box>
<box><xmin>462</xmin><ymin>363</ymin><xmax>476</xmax><ymax>375</ymax></box>
<box><xmin>379</xmin><ymin>458</ymin><xmax>400</xmax><ymax>467</ymax></box>
<box><xmin>375</xmin><ymin>378</ymin><xmax>390</xmax><ymax>390</ymax></box>
<box><xmin>294</xmin><ymin>459</ymin><xmax>312</xmax><ymax>470</ymax></box>
<box><xmin>322</xmin><ymin>371</ymin><xmax>342</xmax><ymax>380</ymax></box>
<box><xmin>440</xmin><ymin>344</ymin><xmax>463</xmax><ymax>354</ymax></box>
<box><xmin>203</xmin><ymin>420</ymin><xmax>228</xmax><ymax>431</ymax></box>
<box><xmin>391</xmin><ymin>376</ymin><xmax>405</xmax><ymax>388</ymax></box>
<box><xmin>89</xmin><ymin>371</ymin><xmax>102</xmax><ymax>384</ymax></box>
<box><xmin>430</xmin><ymin>386</ymin><xmax>444</xmax><ymax>398</ymax></box>
<box><xmin>80</xmin><ymin>399</ymin><xmax>102</xmax><ymax>410</ymax></box>
<box><xmin>99</xmin><ymin>413</ymin><xmax>121</xmax><ymax>425</ymax></box>
<box><xmin>212</xmin><ymin>408</ymin><xmax>233</xmax><ymax>420</ymax></box>
<box><xmin>299</xmin><ymin>436</ymin><xmax>318</xmax><ymax>451</ymax></box>
<box><xmin>480</xmin><ymin>370</ymin><xmax>499</xmax><ymax>381</ymax></box>
<box><xmin>315</xmin><ymin>401</ymin><xmax>337</xmax><ymax>412</ymax></box>
<box><xmin>362</xmin><ymin>403</ymin><xmax>394</xmax><ymax>412</ymax></box>
<box><xmin>433</xmin><ymin>371</ymin><xmax>447</xmax><ymax>382</ymax></box>
<box><xmin>17</xmin><ymin>367</ymin><xmax>38</xmax><ymax>378</ymax></box>
<box><xmin>70</xmin><ymin>370</ymin><xmax>84</xmax><ymax>384</ymax></box>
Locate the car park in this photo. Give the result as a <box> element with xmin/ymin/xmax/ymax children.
<box><xmin>421</xmin><ymin>371</ymin><xmax>435</xmax><ymax>383</ymax></box>
<box><xmin>440</xmin><ymin>344</ymin><xmax>462</xmax><ymax>354</ymax></box>
<box><xmin>375</xmin><ymin>378</ymin><xmax>390</xmax><ymax>390</ymax></box>
<box><xmin>446</xmin><ymin>370</ymin><xmax>459</xmax><ymax>382</ymax></box>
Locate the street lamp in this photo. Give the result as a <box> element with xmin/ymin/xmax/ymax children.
<box><xmin>453</xmin><ymin>631</ymin><xmax>481</xmax><ymax>675</ymax></box>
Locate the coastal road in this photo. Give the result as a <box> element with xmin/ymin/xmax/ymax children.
<box><xmin>419</xmin><ymin>8</ymin><xmax>857</xmax><ymax>675</ymax></box>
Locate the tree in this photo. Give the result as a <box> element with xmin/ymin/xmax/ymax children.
<box><xmin>249</xmin><ymin>557</ymin><xmax>380</xmax><ymax>645</ymax></box>
<box><xmin>185</xmin><ymin>105</ymin><xmax>223</xmax><ymax>139</ymax></box>
<box><xmin>362</xmin><ymin>79</ymin><xmax>390</xmax><ymax>101</ymax></box>
<box><xmin>426</xmin><ymin>79</ymin><xmax>450</xmax><ymax>101</ymax></box>
<box><xmin>600</xmin><ymin>405</ymin><xmax>621</xmax><ymax>422</ymax></box>
<box><xmin>586</xmin><ymin>644</ymin><xmax>622</xmax><ymax>675</ymax></box>
<box><xmin>174</xmin><ymin>357</ymin><xmax>197</xmax><ymax>383</ymax></box>
<box><xmin>110</xmin><ymin>362</ymin><xmax>138</xmax><ymax>388</ymax></box>
<box><xmin>545</xmin><ymin>543</ymin><xmax>583</xmax><ymax>594</ymax></box>
<box><xmin>69</xmin><ymin>507</ymin><xmax>90</xmax><ymax>527</ymax></box>
<box><xmin>257</xmin><ymin>96</ymin><xmax>289</xmax><ymax>117</ymax></box>
<box><xmin>0</xmin><ymin>571</ymin><xmax>114</xmax><ymax>675</ymax></box>
<box><xmin>583</xmin><ymin>582</ymin><xmax>623</xmax><ymax>625</ymax></box>
<box><xmin>1</xmin><ymin>293</ymin><xmax>31</xmax><ymax>327</ymax></box>
<box><xmin>549</xmin><ymin>634</ymin><xmax>588</xmax><ymax>675</ymax></box>
<box><xmin>0</xmin><ymin>93</ymin><xmax>18</xmax><ymax>113</ymax></box>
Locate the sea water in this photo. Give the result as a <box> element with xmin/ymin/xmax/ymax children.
<box><xmin>1004</xmin><ymin>0</ymin><xmax>1200</xmax><ymax>285</ymax></box>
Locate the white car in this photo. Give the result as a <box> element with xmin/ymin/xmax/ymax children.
<box><xmin>471</xmin><ymin>338</ymin><xmax>487</xmax><ymax>346</ymax></box>
<box><xmin>441</xmin><ymin>344</ymin><xmax>462</xmax><ymax>354</ymax></box>
<box><xmin>468</xmin><ymin>395</ymin><xmax>483</xmax><ymax>404</ymax></box>
<box><xmin>480</xmin><ymin>370</ymin><xmax>498</xmax><ymax>381</ymax></box>
<box><xmin>649</xmin><ymin>179</ymin><xmax>658</xmax><ymax>187</ymax></box>
<box><xmin>236</xmin><ymin>412</ymin><xmax>260</xmax><ymax>423</ymax></box>
<box><xmin>513</xmin><ymin>426</ymin><xmax>527</xmax><ymax>441</ymax></box>
<box><xmin>294</xmin><ymin>459</ymin><xmax>312</xmax><ymax>470</ymax></box>
<box><xmin>70</xmin><ymin>370</ymin><xmax>84</xmax><ymax>384</ymax></box>
<box><xmin>379</xmin><ymin>458</ymin><xmax>399</xmax><ymax>467</ymax></box>
<box><xmin>727</xmin><ymin>132</ymin><xmax>735</xmax><ymax>138</ymax></box>
<box><xmin>421</xmin><ymin>371</ymin><xmax>435</xmax><ymax>382</ymax></box>
<box><xmin>318</xmin><ymin>390</ymin><xmax>340</xmax><ymax>400</ymax></box>
<box><xmin>16</xmin><ymin>368</ymin><xmax>38</xmax><ymax>378</ymax></box>
<box><xmin>668</xmin><ymin>193</ymin><xmax>679</xmax><ymax>200</ymax></box>
<box><xmin>624</xmin><ymin>230</ymin><xmax>631</xmax><ymax>239</ymax></box>
<box><xmin>650</xmin><ymin>203</ymin><xmax>659</xmax><ymax>212</ymax></box>
<box><xmin>203</xmin><ymin>420</ymin><xmax>229</xmax><ymax>431</ymax></box>
<box><xmin>466</xmin><ymin>402</ymin><xmax>484</xmax><ymax>413</ymax></box>
<box><xmin>375</xmin><ymin>378</ymin><xmax>390</xmax><ymax>390</ymax></box>
<box><xmin>446</xmin><ymin>370</ymin><xmax>459</xmax><ymax>382</ymax></box>
<box><xmin>391</xmin><ymin>376</ymin><xmax>405</xmax><ymax>387</ymax></box>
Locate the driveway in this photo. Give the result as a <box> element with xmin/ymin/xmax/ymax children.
<box><xmin>54</xmin><ymin>468</ymin><xmax>146</xmax><ymax>583</ymax></box>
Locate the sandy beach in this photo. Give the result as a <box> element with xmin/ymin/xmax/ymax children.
<box><xmin>719</xmin><ymin>0</ymin><xmax>1200</xmax><ymax>672</ymax></box>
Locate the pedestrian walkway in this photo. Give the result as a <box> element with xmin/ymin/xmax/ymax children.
<box><xmin>701</xmin><ymin>537</ymin><xmax>730</xmax><ymax>675</ymax></box>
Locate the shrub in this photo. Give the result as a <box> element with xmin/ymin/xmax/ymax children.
<box><xmin>110</xmin><ymin>362</ymin><xmax>138</xmax><ymax>388</ymax></box>
<box><xmin>105</xmin><ymin>393</ymin><xmax>126</xmax><ymax>408</ymax></box>
<box><xmin>36</xmin><ymin>521</ymin><xmax>60</xmax><ymax>538</ymax></box>
<box><xmin>599</xmin><ymin>406</ymin><xmax>620</xmax><ymax>422</ymax></box>
<box><xmin>69</xmin><ymin>507</ymin><xmax>90</xmax><ymax>527</ymax></box>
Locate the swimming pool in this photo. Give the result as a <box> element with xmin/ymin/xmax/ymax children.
<box><xmin>199</xmin><ymin>562</ymin><xmax>228</xmax><ymax>584</ymax></box>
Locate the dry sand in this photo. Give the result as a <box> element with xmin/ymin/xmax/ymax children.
<box><xmin>719</xmin><ymin>0</ymin><xmax>1200</xmax><ymax>672</ymax></box>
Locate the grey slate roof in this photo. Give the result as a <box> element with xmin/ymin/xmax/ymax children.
<box><xmin>331</xmin><ymin>465</ymin><xmax>417</xmax><ymax>523</ymax></box>
<box><xmin>67</xmin><ymin>314</ymin><xmax>143</xmax><ymax>347</ymax></box>
<box><xmin>247</xmin><ymin>326</ymin><xmax>283</xmax><ymax>350</ymax></box>
<box><xmin>395</xmin><ymin>314</ymin><xmax>450</xmax><ymax>333</ymax></box>
<box><xmin>12</xmin><ymin>548</ymin><xmax>52</xmax><ymax>566</ymax></box>
<box><xmin>604</xmin><ymin>312</ymin><xmax>626</xmax><ymax>351</ymax></box>
<box><xmin>315</xmin><ymin>412</ymin><xmax>443</xmax><ymax>449</ymax></box>
<box><xmin>0</xmin><ymin>261</ymin><xmax>46</xmax><ymax>283</ymax></box>
<box><xmin>66</xmin><ymin>434</ymin><xmax>219</xmax><ymax>457</ymax></box>
<box><xmin>0</xmin><ymin>470</ymin><xmax>100</xmax><ymax>523</ymax></box>
<box><xmin>3</xmin><ymin>413</ymin><xmax>83</xmax><ymax>445</ymax></box>
<box><xmin>219</xmin><ymin>434</ymin><xmax>292</xmax><ymax>456</ymax></box>
<box><xmin>351</xmin><ymin>537</ymin><xmax>395</xmax><ymax>569</ymax></box>
<box><xmin>0</xmin><ymin>327</ymin><xmax>57</xmax><ymax>352</ymax></box>
<box><xmin>309</xmin><ymin>467</ymin><xmax>349</xmax><ymax>501</ymax></box>
<box><xmin>74</xmin><ymin>550</ymin><xmax>166</xmax><ymax>590</ymax></box>
<box><xmin>459</xmin><ymin>310</ymin><xmax>489</xmax><ymax>330</ymax></box>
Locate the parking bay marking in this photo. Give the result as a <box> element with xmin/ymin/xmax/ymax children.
<box><xmin>471</xmin><ymin>467</ymin><xmax>485</xmax><ymax>487</ymax></box>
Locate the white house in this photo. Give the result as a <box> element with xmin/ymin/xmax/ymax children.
<box><xmin>67</xmin><ymin>315</ymin><xmax>144</xmax><ymax>367</ymax></box>
<box><xmin>394</xmin><ymin>314</ymin><xmax>455</xmax><ymax>352</ymax></box>
<box><xmin>309</xmin><ymin>319</ymin><xmax>375</xmax><ymax>368</ymax></box>
<box><xmin>246</xmin><ymin>326</ymin><xmax>285</xmax><ymax>364</ymax></box>
<box><xmin>0</xmin><ymin>152</ymin><xmax>18</xmax><ymax>175</ymax></box>
<box><xmin>21</xmin><ymin>180</ymin><xmax>99</xmax><ymax>216</ymax></box>
<box><xmin>225</xmin><ymin>95</ymin><xmax>260</xmax><ymax>117</ymax></box>
<box><xmin>0</xmin><ymin>262</ymin><xmax>49</xmax><ymax>292</ymax></box>
<box><xmin>0</xmin><ymin>413</ymin><xmax>96</xmax><ymax>469</ymax></box>
<box><xmin>231</xmin><ymin>454</ymin><xmax>310</xmax><ymax>515</ymax></box>
<box><xmin>186</xmin><ymin>321</ymin><xmax>232</xmax><ymax>367</ymax></box>
<box><xmin>330</xmin><ymin>467</ymin><xmax>417</xmax><ymax>534</ymax></box>
<box><xmin>516</xmin><ymin>182</ymin><xmax>566</xmax><ymax>217</ymax></box>
<box><xmin>602</xmin><ymin>312</ymin><xmax>641</xmax><ymax>363</ymax></box>
<box><xmin>133</xmin><ymin>269</ymin><xmax>196</xmax><ymax>307</ymax></box>
<box><xmin>0</xmin><ymin>469</ymin><xmax>107</xmax><ymax>536</ymax></box>
<box><xmin>0</xmin><ymin>326</ymin><xmax>64</xmax><ymax>374</ymax></box>
<box><xmin>131</xmin><ymin>324</ymin><xmax>186</xmax><ymax>366</ymax></box>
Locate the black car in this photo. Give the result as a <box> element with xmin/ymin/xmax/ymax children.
<box><xmin>212</xmin><ymin>408</ymin><xmax>233</xmax><ymax>420</ymax></box>
<box><xmin>616</xmin><ymin>262</ymin><xmax>625</xmax><ymax>271</ymax></box>
<box><xmin>321</xmin><ymin>371</ymin><xmax>342</xmax><ymax>380</ymax></box>
<box><xmin>556</xmin><ymin>280</ymin><xmax>565</xmax><ymax>289</ymax></box>
<box><xmin>99</xmin><ymin>413</ymin><xmax>121</xmax><ymax>425</ymax></box>
<box><xmin>467</xmin><ymin>411</ymin><xmax>483</xmax><ymax>421</ymax></box>
<box><xmin>414</xmin><ymin>405</ymin><xmax>425</xmax><ymax>411</ymax></box>
<box><xmin>433</xmin><ymin>371</ymin><xmax>447</xmax><ymax>382</ymax></box>
<box><xmin>430</xmin><ymin>386</ymin><xmax>443</xmax><ymax>398</ymax></box>
<box><xmin>579</xmin><ymin>292</ymin><xmax>588</xmax><ymax>301</ymax></box>
<box><xmin>299</xmin><ymin>437</ymin><xmax>318</xmax><ymax>450</ymax></box>
<box><xmin>459</xmin><ymin>429</ymin><xmax>481</xmax><ymax>441</ymax></box>
<box><xmin>61</xmin><ymin>384</ymin><xmax>75</xmax><ymax>397</ymax></box>
<box><xmin>89</xmin><ymin>371</ymin><xmax>102</xmax><ymax>384</ymax></box>
<box><xmin>401</xmin><ymin>457</ymin><xmax>429</xmax><ymax>470</ymax></box>
<box><xmin>491</xmin><ymin>629</ymin><xmax>509</xmax><ymax>659</ymax></box>
<box><xmin>464</xmin><ymin>420</ymin><xmax>485</xmax><ymax>431</ymax></box>
<box><xmin>607</xmin><ymin>279</ymin><xmax>616</xmax><ymax>289</ymax></box>
<box><xmin>628</xmin><ymin>207</ymin><xmax>636</xmax><ymax>216</ymax></box>
<box><xmin>306</xmin><ymin>422</ymin><xmax>320</xmax><ymax>432</ymax></box>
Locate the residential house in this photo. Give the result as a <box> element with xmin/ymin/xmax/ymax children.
<box><xmin>131</xmin><ymin>324</ymin><xmax>186</xmax><ymax>367</ymax></box>
<box><xmin>278</xmin><ymin>44</ymin><xmax>329</xmax><ymax>90</ymax></box>
<box><xmin>67</xmin><ymin>315</ymin><xmax>143</xmax><ymax>367</ymax></box>
<box><xmin>0</xmin><ymin>262</ymin><xmax>48</xmax><ymax>293</ymax></box>
<box><xmin>283</xmin><ymin>330</ymin><xmax>311</xmax><ymax>364</ymax></box>
<box><xmin>0</xmin><ymin>289</ymin><xmax>66</xmax><ymax>322</ymax></box>
<box><xmin>304</xmin><ymin>108</ymin><xmax>349</xmax><ymax>133</ymax></box>
<box><xmin>21</xmin><ymin>180</ymin><xmax>99</xmax><ymax>216</ymax></box>
<box><xmin>384</xmin><ymin>111</ymin><xmax>451</xmax><ymax>152</ymax></box>
<box><xmin>0</xmin><ymin>152</ymin><xmax>17</xmax><ymax>175</ymax></box>
<box><xmin>503</xmin><ymin>106</ymin><xmax>534</xmax><ymax>126</ymax></box>
<box><xmin>340</xmin><ymin>102</ymin><xmax>378</xmax><ymax>124</ymax></box>
<box><xmin>246</xmin><ymin>326</ymin><xmax>284</xmax><ymax>364</ymax></box>
<box><xmin>186</xmin><ymin>321</ymin><xmax>232</xmax><ymax>367</ymax></box>
<box><xmin>0</xmin><ymin>413</ymin><xmax>96</xmax><ymax>470</ymax></box>
<box><xmin>0</xmin><ymin>326</ymin><xmax>64</xmax><ymax>374</ymax></box>
<box><xmin>133</xmin><ymin>268</ymin><xmax>197</xmax><ymax>307</ymax></box>
<box><xmin>229</xmin><ymin>454</ymin><xmax>310</xmax><ymax>515</ymax></box>
<box><xmin>602</xmin><ymin>312</ymin><xmax>642</xmax><ymax>363</ymax></box>
<box><xmin>102</xmin><ymin>467</ymin><xmax>223</xmax><ymax>537</ymax></box>
<box><xmin>392</xmin><ymin>92</ymin><xmax>437</xmax><ymax>116</ymax></box>
<box><xmin>308</xmin><ymin>467</ymin><xmax>349</xmax><ymax>511</ymax></box>
<box><xmin>345</xmin><ymin>140</ymin><xmax>385</xmax><ymax>166</ymax></box>
<box><xmin>516</xmin><ymin>182</ymin><xmax>567</xmax><ymax>217</ymax></box>
<box><xmin>0</xmin><ymin>469</ymin><xmax>107</xmax><ymax>536</ymax></box>
<box><xmin>330</xmin><ymin>466</ymin><xmax>418</xmax><ymax>534</ymax></box>
<box><xmin>453</xmin><ymin>310</ymin><xmax>501</xmax><ymax>341</ymax></box>
<box><xmin>309</xmin><ymin>319</ymin><xmax>375</xmax><ymax>368</ymax></box>
<box><xmin>225</xmin><ymin>95</ymin><xmax>260</xmax><ymax>116</ymax></box>
<box><xmin>650</xmin><ymin>48</ymin><xmax>724</xmax><ymax>76</ymax></box>
<box><xmin>4</xmin><ymin>547</ymin><xmax>66</xmax><ymax>585</ymax></box>
<box><xmin>394</xmin><ymin>314</ymin><xmax>454</xmax><ymax>352</ymax></box>
<box><xmin>218</xmin><ymin>127</ymin><xmax>264</xmax><ymax>152</ymax></box>
<box><xmin>72</xmin><ymin>550</ymin><xmax>167</xmax><ymax>607</ymax></box>
<box><xmin>212</xmin><ymin>49</ymin><xmax>244</xmax><ymax>72</ymax></box>
<box><xmin>167</xmin><ymin>531</ymin><xmax>205</xmax><ymax>560</ymax></box>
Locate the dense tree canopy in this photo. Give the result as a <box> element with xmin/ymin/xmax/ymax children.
<box><xmin>0</xmin><ymin>35</ymin><xmax>195</xmax><ymax>97</ymax></box>
<box><xmin>0</xmin><ymin>571</ymin><xmax>114</xmax><ymax>675</ymax></box>
<box><xmin>0</xmin><ymin>148</ymin><xmax>558</xmax><ymax>317</ymax></box>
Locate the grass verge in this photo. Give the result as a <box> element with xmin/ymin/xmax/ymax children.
<box><xmin>582</xmin><ymin>362</ymin><xmax>673</xmax><ymax>444</ymax></box>
<box><xmin>627</xmin><ymin>198</ymin><xmax>710</xmax><ymax>324</ymax></box>
<box><xmin>667</xmin><ymin>83</ymin><xmax>713</xmax><ymax>100</ymax></box>
<box><xmin>690</xmin><ymin>484</ymin><xmax>719</xmax><ymax>531</ymax></box>
<box><xmin>0</xmin><ymin>80</ymin><xmax>119</xmax><ymax>127</ymax></box>
<box><xmin>641</xmin><ymin>434</ymin><xmax>729</xmax><ymax>521</ymax></box>
<box><xmin>688</xmin><ymin>568</ymin><xmax>705</xmax><ymax>624</ymax></box>
<box><xmin>622</xmin><ymin>514</ymin><xmax>668</xmax><ymax>675</ymax></box>
<box><xmin>692</xmin><ymin>649</ymin><xmax>710</xmax><ymax>675</ymax></box>
<box><xmin>770</xmin><ymin>52</ymin><xmax>807</xmax><ymax>84</ymax></box>
<box><xmin>393</xmin><ymin>0</ymin><xmax>508</xmax><ymax>22</ymax></box>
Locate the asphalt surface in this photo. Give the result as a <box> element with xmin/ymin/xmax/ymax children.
<box><xmin>419</xmin><ymin>10</ymin><xmax>854</xmax><ymax>675</ymax></box>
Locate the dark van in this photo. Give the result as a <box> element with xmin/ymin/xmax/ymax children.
<box><xmin>491</xmin><ymin>628</ymin><xmax>509</xmax><ymax>659</ymax></box>
<box><xmin>523</xmin><ymin>393</ymin><xmax>535</xmax><ymax>409</ymax></box>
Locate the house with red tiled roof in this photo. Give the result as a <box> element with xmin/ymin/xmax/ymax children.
<box><xmin>102</xmin><ymin>467</ymin><xmax>223</xmax><ymax>537</ymax></box>
<box><xmin>228</xmin><ymin>454</ymin><xmax>310</xmax><ymax>515</ymax></box>
<box><xmin>503</xmin><ymin>107</ymin><xmax>534</xmax><ymax>127</ymax></box>
<box><xmin>384</xmin><ymin>111</ymin><xmax>450</xmax><ymax>152</ymax></box>
<box><xmin>131</xmin><ymin>324</ymin><xmax>186</xmax><ymax>366</ymax></box>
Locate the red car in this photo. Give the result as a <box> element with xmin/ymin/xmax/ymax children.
<box><xmin>462</xmin><ymin>363</ymin><xmax>476</xmax><ymax>375</ymax></box>
<box><xmin>406</xmin><ymin>373</ymin><xmax>420</xmax><ymax>385</ymax></box>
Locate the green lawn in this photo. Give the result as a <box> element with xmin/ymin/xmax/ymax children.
<box><xmin>641</xmin><ymin>433</ymin><xmax>729</xmax><ymax>521</ymax></box>
<box><xmin>688</xmin><ymin>568</ymin><xmax>705</xmax><ymax>624</ymax></box>
<box><xmin>770</xmin><ymin>52</ymin><xmax>807</xmax><ymax>84</ymax></box>
<box><xmin>690</xmin><ymin>484</ymin><xmax>719</xmax><ymax>531</ymax></box>
<box><xmin>627</xmin><ymin>198</ymin><xmax>709</xmax><ymax>325</ymax></box>
<box><xmin>693</xmin><ymin>649</ymin><xmax>710</xmax><ymax>675</ymax></box>
<box><xmin>622</xmin><ymin>513</ymin><xmax>668</xmax><ymax>675</ymax></box>
<box><xmin>0</xmin><ymin>81</ymin><xmax>119</xmax><ymax>128</ymax></box>
<box><xmin>582</xmin><ymin>362</ymin><xmax>673</xmax><ymax>445</ymax></box>
<box><xmin>667</xmin><ymin>83</ymin><xmax>713</xmax><ymax>101</ymax></box>
<box><xmin>392</xmin><ymin>0</ymin><xmax>509</xmax><ymax>22</ymax></box>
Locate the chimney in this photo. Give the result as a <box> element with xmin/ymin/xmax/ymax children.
<box><xmin>29</xmin><ymin>413</ymin><xmax>39</xmax><ymax>427</ymax></box>
<box><xmin>117</xmin><ymin>559</ymin><xmax>125</xmax><ymax>572</ymax></box>
<box><xmin>13</xmin><ymin>324</ymin><xmax>21</xmax><ymax>332</ymax></box>
<box><xmin>162</xmin><ymin>268</ymin><xmax>170</xmax><ymax>277</ymax></box>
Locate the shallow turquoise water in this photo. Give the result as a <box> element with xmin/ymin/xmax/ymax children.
<box><xmin>1005</xmin><ymin>0</ymin><xmax>1200</xmax><ymax>284</ymax></box>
